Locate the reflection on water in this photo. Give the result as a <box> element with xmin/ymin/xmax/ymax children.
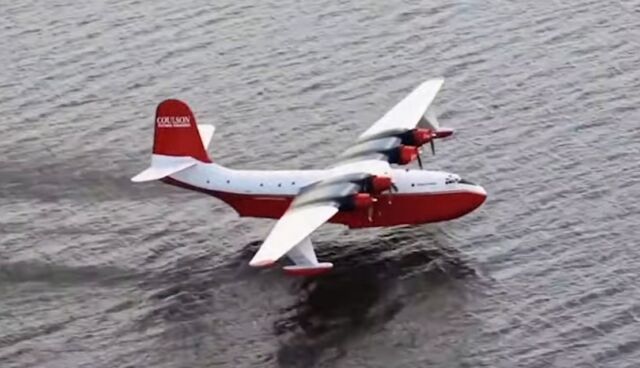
<box><xmin>122</xmin><ymin>225</ymin><xmax>482</xmax><ymax>368</ymax></box>
<box><xmin>273</xmin><ymin>230</ymin><xmax>477</xmax><ymax>367</ymax></box>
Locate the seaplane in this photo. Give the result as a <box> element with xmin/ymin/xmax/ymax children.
<box><xmin>132</xmin><ymin>78</ymin><xmax>486</xmax><ymax>276</ymax></box>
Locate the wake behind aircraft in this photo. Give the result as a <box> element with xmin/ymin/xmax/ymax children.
<box><xmin>132</xmin><ymin>78</ymin><xmax>486</xmax><ymax>276</ymax></box>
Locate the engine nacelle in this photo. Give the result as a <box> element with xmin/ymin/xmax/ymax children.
<box><xmin>399</xmin><ymin>128</ymin><xmax>454</xmax><ymax>146</ymax></box>
<box><xmin>397</xmin><ymin>145</ymin><xmax>419</xmax><ymax>165</ymax></box>
<box><xmin>405</xmin><ymin>128</ymin><xmax>433</xmax><ymax>147</ymax></box>
<box><xmin>339</xmin><ymin>193</ymin><xmax>375</xmax><ymax>211</ymax></box>
<box><xmin>384</xmin><ymin>145</ymin><xmax>420</xmax><ymax>165</ymax></box>
<box><xmin>369</xmin><ymin>175</ymin><xmax>393</xmax><ymax>193</ymax></box>
<box><xmin>397</xmin><ymin>128</ymin><xmax>432</xmax><ymax>147</ymax></box>
<box><xmin>433</xmin><ymin>128</ymin><xmax>454</xmax><ymax>139</ymax></box>
<box><xmin>352</xmin><ymin>193</ymin><xmax>374</xmax><ymax>209</ymax></box>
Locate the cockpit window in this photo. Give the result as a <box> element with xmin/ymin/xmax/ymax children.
<box><xmin>445</xmin><ymin>176</ymin><xmax>475</xmax><ymax>185</ymax></box>
<box><xmin>445</xmin><ymin>175</ymin><xmax>458</xmax><ymax>185</ymax></box>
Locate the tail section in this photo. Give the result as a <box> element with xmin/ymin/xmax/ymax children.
<box><xmin>131</xmin><ymin>155</ymin><xmax>198</xmax><ymax>182</ymax></box>
<box><xmin>153</xmin><ymin>99</ymin><xmax>212</xmax><ymax>163</ymax></box>
<box><xmin>131</xmin><ymin>99</ymin><xmax>214</xmax><ymax>182</ymax></box>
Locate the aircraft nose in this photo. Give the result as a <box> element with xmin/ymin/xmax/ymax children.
<box><xmin>470</xmin><ymin>185</ymin><xmax>487</xmax><ymax>209</ymax></box>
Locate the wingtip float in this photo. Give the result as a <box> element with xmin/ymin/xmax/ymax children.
<box><xmin>132</xmin><ymin>78</ymin><xmax>486</xmax><ymax>276</ymax></box>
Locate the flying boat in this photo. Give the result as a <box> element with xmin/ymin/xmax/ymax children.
<box><xmin>132</xmin><ymin>78</ymin><xmax>486</xmax><ymax>275</ymax></box>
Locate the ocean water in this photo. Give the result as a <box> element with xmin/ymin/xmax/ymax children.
<box><xmin>1</xmin><ymin>0</ymin><xmax>640</xmax><ymax>367</ymax></box>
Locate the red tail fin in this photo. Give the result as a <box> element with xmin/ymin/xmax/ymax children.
<box><xmin>153</xmin><ymin>99</ymin><xmax>211</xmax><ymax>163</ymax></box>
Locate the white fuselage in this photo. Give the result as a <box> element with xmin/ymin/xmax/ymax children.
<box><xmin>171</xmin><ymin>162</ymin><xmax>484</xmax><ymax>198</ymax></box>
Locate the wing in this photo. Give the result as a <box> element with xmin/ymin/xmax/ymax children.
<box><xmin>250</xmin><ymin>160</ymin><xmax>392</xmax><ymax>270</ymax></box>
<box><xmin>358</xmin><ymin>78</ymin><xmax>444</xmax><ymax>141</ymax></box>
<box><xmin>250</xmin><ymin>78</ymin><xmax>444</xmax><ymax>273</ymax></box>
<box><xmin>249</xmin><ymin>204</ymin><xmax>338</xmax><ymax>267</ymax></box>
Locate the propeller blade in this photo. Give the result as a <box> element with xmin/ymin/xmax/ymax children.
<box><xmin>387</xmin><ymin>181</ymin><xmax>397</xmax><ymax>205</ymax></box>
<box><xmin>430</xmin><ymin>140</ymin><xmax>435</xmax><ymax>155</ymax></box>
<box><xmin>417</xmin><ymin>149</ymin><xmax>423</xmax><ymax>169</ymax></box>
<box><xmin>425</xmin><ymin>107</ymin><xmax>440</xmax><ymax>130</ymax></box>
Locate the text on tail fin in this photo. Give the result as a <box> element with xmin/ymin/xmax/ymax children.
<box><xmin>153</xmin><ymin>99</ymin><xmax>211</xmax><ymax>163</ymax></box>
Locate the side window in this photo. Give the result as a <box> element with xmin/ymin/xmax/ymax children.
<box><xmin>445</xmin><ymin>175</ymin><xmax>457</xmax><ymax>185</ymax></box>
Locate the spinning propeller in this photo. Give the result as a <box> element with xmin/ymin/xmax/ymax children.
<box><xmin>413</xmin><ymin>107</ymin><xmax>454</xmax><ymax>169</ymax></box>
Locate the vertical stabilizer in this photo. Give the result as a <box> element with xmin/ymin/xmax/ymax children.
<box><xmin>153</xmin><ymin>99</ymin><xmax>211</xmax><ymax>163</ymax></box>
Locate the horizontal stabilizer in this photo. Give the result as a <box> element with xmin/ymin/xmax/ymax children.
<box><xmin>131</xmin><ymin>155</ymin><xmax>198</xmax><ymax>182</ymax></box>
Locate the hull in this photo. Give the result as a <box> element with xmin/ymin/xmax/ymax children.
<box><xmin>163</xmin><ymin>177</ymin><xmax>485</xmax><ymax>228</ymax></box>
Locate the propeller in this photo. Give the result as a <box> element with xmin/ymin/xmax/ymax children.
<box><xmin>386</xmin><ymin>180</ymin><xmax>399</xmax><ymax>204</ymax></box>
<box><xmin>364</xmin><ymin>175</ymin><xmax>399</xmax><ymax>205</ymax></box>
<box><xmin>423</xmin><ymin>107</ymin><xmax>454</xmax><ymax>158</ymax></box>
<box><xmin>368</xmin><ymin>198</ymin><xmax>378</xmax><ymax>222</ymax></box>
<box><xmin>425</xmin><ymin>107</ymin><xmax>439</xmax><ymax>159</ymax></box>
<box><xmin>424</xmin><ymin>106</ymin><xmax>440</xmax><ymax>130</ymax></box>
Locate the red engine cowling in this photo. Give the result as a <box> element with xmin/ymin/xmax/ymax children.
<box><xmin>411</xmin><ymin>128</ymin><xmax>433</xmax><ymax>146</ymax></box>
<box><xmin>398</xmin><ymin>145</ymin><xmax>419</xmax><ymax>165</ymax></box>
<box><xmin>352</xmin><ymin>193</ymin><xmax>374</xmax><ymax>209</ymax></box>
<box><xmin>338</xmin><ymin>193</ymin><xmax>376</xmax><ymax>211</ymax></box>
<box><xmin>433</xmin><ymin>128</ymin><xmax>454</xmax><ymax>139</ymax></box>
<box><xmin>370</xmin><ymin>176</ymin><xmax>393</xmax><ymax>193</ymax></box>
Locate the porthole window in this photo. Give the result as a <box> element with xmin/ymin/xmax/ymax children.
<box><xmin>278</xmin><ymin>183</ymin><xmax>282</xmax><ymax>187</ymax></box>
<box><xmin>411</xmin><ymin>183</ymin><xmax>415</xmax><ymax>187</ymax></box>
<box><xmin>260</xmin><ymin>183</ymin><xmax>264</xmax><ymax>187</ymax></box>
<box><xmin>226</xmin><ymin>180</ymin><xmax>230</xmax><ymax>184</ymax></box>
<box><xmin>291</xmin><ymin>181</ymin><xmax>296</xmax><ymax>185</ymax></box>
<box><xmin>206</xmin><ymin>179</ymin><xmax>210</xmax><ymax>184</ymax></box>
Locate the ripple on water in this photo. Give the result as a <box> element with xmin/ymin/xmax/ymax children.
<box><xmin>2</xmin><ymin>0</ymin><xmax>640</xmax><ymax>366</ymax></box>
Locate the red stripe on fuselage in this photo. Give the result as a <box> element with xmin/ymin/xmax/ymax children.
<box><xmin>161</xmin><ymin>177</ymin><xmax>485</xmax><ymax>228</ymax></box>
